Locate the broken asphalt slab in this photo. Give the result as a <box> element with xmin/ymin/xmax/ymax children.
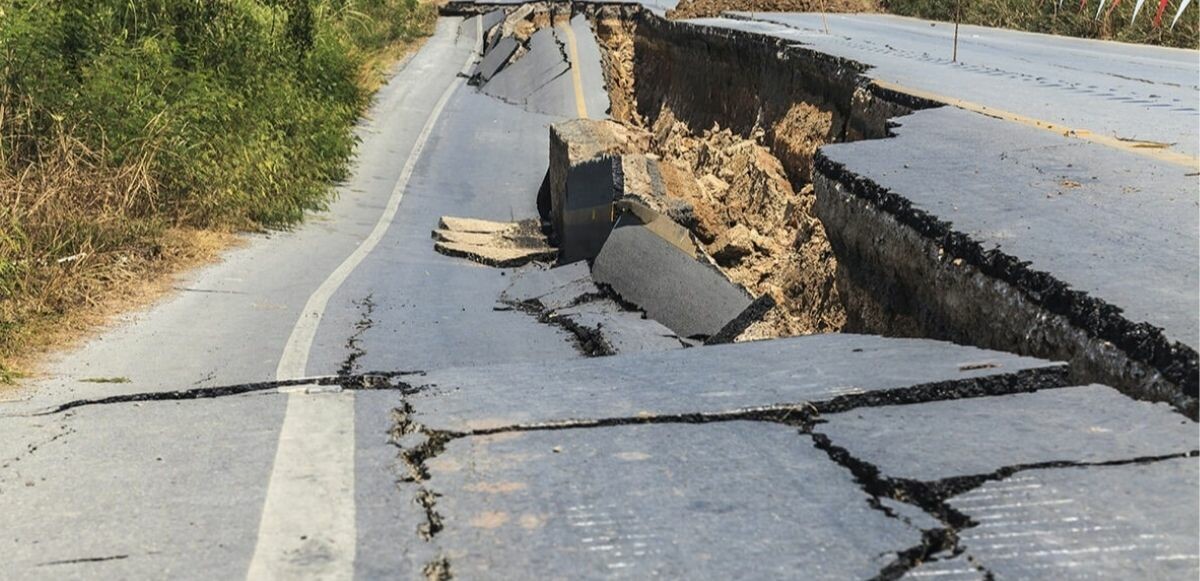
<box><xmin>941</xmin><ymin>458</ymin><xmax>1200</xmax><ymax>580</ymax></box>
<box><xmin>821</xmin><ymin>107</ymin><xmax>1198</xmax><ymax>352</ymax></box>
<box><xmin>816</xmin><ymin>384</ymin><xmax>1198</xmax><ymax>483</ymax></box>
<box><xmin>432</xmin><ymin>216</ymin><xmax>557</xmax><ymax>268</ymax></box>
<box><xmin>592</xmin><ymin>215</ymin><xmax>754</xmax><ymax>340</ymax></box>
<box><xmin>470</xmin><ymin>35</ymin><xmax>518</xmax><ymax>85</ymax></box>
<box><xmin>500</xmin><ymin>263</ymin><xmax>683</xmax><ymax>355</ymax></box>
<box><xmin>403</xmin><ymin>333</ymin><xmax>1067</xmax><ymax>433</ymax></box>
<box><xmin>425</xmin><ymin>422</ymin><xmax>924</xmax><ymax>579</ymax></box>
<box><xmin>548</xmin><ymin>299</ymin><xmax>685</xmax><ymax>355</ymax></box>
<box><xmin>500</xmin><ymin>262</ymin><xmax>602</xmax><ymax>311</ymax></box>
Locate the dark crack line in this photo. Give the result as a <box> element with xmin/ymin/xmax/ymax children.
<box><xmin>38</xmin><ymin>554</ymin><xmax>129</xmax><ymax>566</ymax></box>
<box><xmin>500</xmin><ymin>293</ymin><xmax>617</xmax><ymax>357</ymax></box>
<box><xmin>387</xmin><ymin>363</ymin><xmax>1070</xmax><ymax>576</ymax></box>
<box><xmin>27</xmin><ymin>371</ymin><xmax>425</xmax><ymax>417</ymax></box>
<box><xmin>339</xmin><ymin>294</ymin><xmax>376</xmax><ymax>376</ymax></box>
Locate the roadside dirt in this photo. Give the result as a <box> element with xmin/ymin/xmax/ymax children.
<box><xmin>668</xmin><ymin>0</ymin><xmax>877</xmax><ymax>20</ymax></box>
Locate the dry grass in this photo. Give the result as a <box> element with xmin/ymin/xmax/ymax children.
<box><xmin>0</xmin><ymin>111</ymin><xmax>241</xmax><ymax>381</ymax></box>
<box><xmin>0</xmin><ymin>25</ymin><xmax>435</xmax><ymax>384</ymax></box>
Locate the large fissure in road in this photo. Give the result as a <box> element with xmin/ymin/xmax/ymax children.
<box><xmin>574</xmin><ymin>4</ymin><xmax>1196</xmax><ymax>415</ymax></box>
<box><xmin>444</xmin><ymin>0</ymin><xmax>1196</xmax><ymax>414</ymax></box>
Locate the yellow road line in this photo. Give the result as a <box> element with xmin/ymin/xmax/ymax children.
<box><xmin>873</xmin><ymin>79</ymin><xmax>1200</xmax><ymax>170</ymax></box>
<box><xmin>558</xmin><ymin>21</ymin><xmax>590</xmax><ymax>119</ymax></box>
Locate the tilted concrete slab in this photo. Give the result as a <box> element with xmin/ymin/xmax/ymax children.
<box><xmin>481</xmin><ymin>27</ymin><xmax>571</xmax><ymax>116</ymax></box>
<box><xmin>548</xmin><ymin>119</ymin><xmax>646</xmax><ymax>244</ymax></box>
<box><xmin>592</xmin><ymin>216</ymin><xmax>752</xmax><ymax>339</ymax></box>
<box><xmin>945</xmin><ymin>458</ymin><xmax>1200</xmax><ymax>579</ymax></box>
<box><xmin>408</xmin><ymin>333</ymin><xmax>1065</xmax><ymax>433</ymax></box>
<box><xmin>472</xmin><ymin>35</ymin><xmax>518</xmax><ymax>84</ymax></box>
<box><xmin>817</xmin><ymin>384</ymin><xmax>1198</xmax><ymax>482</ymax></box>
<box><xmin>427</xmin><ymin>422</ymin><xmax>923</xmax><ymax>579</ymax></box>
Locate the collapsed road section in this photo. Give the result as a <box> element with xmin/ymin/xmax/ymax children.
<box><xmin>443</xmin><ymin>1</ymin><xmax>1197</xmax><ymax>417</ymax></box>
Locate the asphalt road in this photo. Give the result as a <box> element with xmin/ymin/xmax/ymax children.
<box><xmin>709</xmin><ymin>12</ymin><xmax>1200</xmax><ymax>158</ymax></box>
<box><xmin>0</xmin><ymin>8</ymin><xmax>1196</xmax><ymax>581</ymax></box>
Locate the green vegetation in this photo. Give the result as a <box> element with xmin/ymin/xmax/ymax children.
<box><xmin>883</xmin><ymin>0</ymin><xmax>1198</xmax><ymax>48</ymax></box>
<box><xmin>0</xmin><ymin>0</ymin><xmax>435</xmax><ymax>377</ymax></box>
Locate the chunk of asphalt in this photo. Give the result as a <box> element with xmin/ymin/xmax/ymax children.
<box><xmin>946</xmin><ymin>458</ymin><xmax>1199</xmax><ymax>579</ymax></box>
<box><xmin>558</xmin><ymin>156</ymin><xmax>622</xmax><ymax>264</ymax></box>
<box><xmin>500</xmin><ymin>262</ymin><xmax>600</xmax><ymax>310</ymax></box>
<box><xmin>592</xmin><ymin>214</ymin><xmax>752</xmax><ymax>340</ymax></box>
<box><xmin>432</xmin><ymin>216</ymin><xmax>556</xmax><ymax>268</ymax></box>
<box><xmin>551</xmin><ymin>299</ymin><xmax>684</xmax><ymax>354</ymax></box>
<box><xmin>407</xmin><ymin>333</ymin><xmax>1066</xmax><ymax>433</ymax></box>
<box><xmin>471</xmin><ymin>35</ymin><xmax>518</xmax><ymax>85</ymax></box>
<box><xmin>817</xmin><ymin>384</ymin><xmax>1199</xmax><ymax>482</ymax></box>
<box><xmin>426</xmin><ymin>422</ymin><xmax>923</xmax><ymax>579</ymax></box>
<box><xmin>479</xmin><ymin>9</ymin><xmax>504</xmax><ymax>41</ymax></box>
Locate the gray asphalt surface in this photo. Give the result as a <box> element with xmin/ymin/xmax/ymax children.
<box><xmin>1</xmin><ymin>7</ymin><xmax>1196</xmax><ymax>581</ymax></box>
<box><xmin>820</xmin><ymin>106</ymin><xmax>1199</xmax><ymax>350</ymax></box>
<box><xmin>703</xmin><ymin>12</ymin><xmax>1200</xmax><ymax>157</ymax></box>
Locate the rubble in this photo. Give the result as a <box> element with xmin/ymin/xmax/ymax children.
<box><xmin>432</xmin><ymin>216</ymin><xmax>556</xmax><ymax>267</ymax></box>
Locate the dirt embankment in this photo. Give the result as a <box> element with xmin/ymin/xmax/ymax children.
<box><xmin>668</xmin><ymin>0</ymin><xmax>876</xmax><ymax>20</ymax></box>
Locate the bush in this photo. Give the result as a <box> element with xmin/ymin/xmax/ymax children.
<box><xmin>0</xmin><ymin>0</ymin><xmax>435</xmax><ymax>374</ymax></box>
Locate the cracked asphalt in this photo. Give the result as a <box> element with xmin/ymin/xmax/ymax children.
<box><xmin>1</xmin><ymin>6</ymin><xmax>1197</xmax><ymax>581</ymax></box>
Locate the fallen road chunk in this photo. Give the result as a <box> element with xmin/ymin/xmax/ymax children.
<box><xmin>591</xmin><ymin>209</ymin><xmax>754</xmax><ymax>340</ymax></box>
<box><xmin>433</xmin><ymin>216</ymin><xmax>556</xmax><ymax>268</ymax></box>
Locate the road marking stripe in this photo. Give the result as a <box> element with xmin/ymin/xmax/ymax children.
<box><xmin>559</xmin><ymin>21</ymin><xmax>590</xmax><ymax>119</ymax></box>
<box><xmin>246</xmin><ymin>17</ymin><xmax>482</xmax><ymax>581</ymax></box>
<box><xmin>873</xmin><ymin>79</ymin><xmax>1200</xmax><ymax>169</ymax></box>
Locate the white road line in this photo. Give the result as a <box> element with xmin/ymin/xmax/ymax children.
<box><xmin>246</xmin><ymin>18</ymin><xmax>482</xmax><ymax>581</ymax></box>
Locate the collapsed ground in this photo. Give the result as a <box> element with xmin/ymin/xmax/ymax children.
<box><xmin>445</xmin><ymin>2</ymin><xmax>1197</xmax><ymax>418</ymax></box>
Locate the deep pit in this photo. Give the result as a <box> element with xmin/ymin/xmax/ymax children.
<box><xmin>442</xmin><ymin>1</ymin><xmax>1198</xmax><ymax>416</ymax></box>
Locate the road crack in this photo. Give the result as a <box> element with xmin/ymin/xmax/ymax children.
<box><xmin>810</xmin><ymin>428</ymin><xmax>1199</xmax><ymax>579</ymax></box>
<box><xmin>24</xmin><ymin>371</ymin><xmax>425</xmax><ymax>417</ymax></box>
<box><xmin>339</xmin><ymin>294</ymin><xmax>376</xmax><ymax>376</ymax></box>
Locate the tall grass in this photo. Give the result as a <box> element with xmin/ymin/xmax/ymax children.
<box><xmin>883</xmin><ymin>0</ymin><xmax>1198</xmax><ymax>48</ymax></box>
<box><xmin>0</xmin><ymin>0</ymin><xmax>435</xmax><ymax>377</ymax></box>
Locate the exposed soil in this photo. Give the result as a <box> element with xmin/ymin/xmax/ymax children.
<box><xmin>586</xmin><ymin>10</ymin><xmax>848</xmax><ymax>339</ymax></box>
<box><xmin>668</xmin><ymin>0</ymin><xmax>877</xmax><ymax>20</ymax></box>
<box><xmin>592</xmin><ymin>17</ymin><xmax>642</xmax><ymax>125</ymax></box>
<box><xmin>646</xmin><ymin>107</ymin><xmax>846</xmax><ymax>338</ymax></box>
